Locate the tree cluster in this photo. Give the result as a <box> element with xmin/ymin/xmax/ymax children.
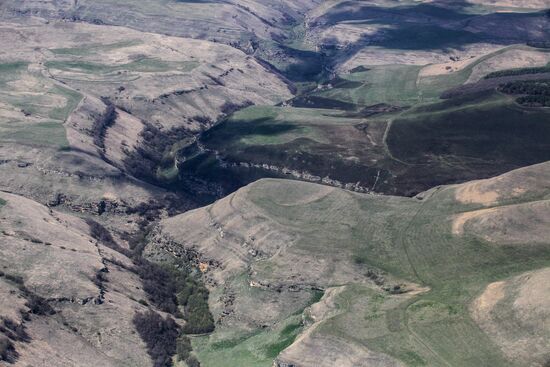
<box><xmin>133</xmin><ymin>311</ymin><xmax>179</xmax><ymax>367</ymax></box>
<box><xmin>92</xmin><ymin>97</ymin><xmax>118</xmax><ymax>152</ymax></box>
<box><xmin>485</xmin><ymin>66</ymin><xmax>550</xmax><ymax>79</ymax></box>
<box><xmin>499</xmin><ymin>80</ymin><xmax>550</xmax><ymax>107</ymax></box>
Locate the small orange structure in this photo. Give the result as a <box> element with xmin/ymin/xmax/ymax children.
<box><xmin>199</xmin><ymin>262</ymin><xmax>209</xmax><ymax>273</ymax></box>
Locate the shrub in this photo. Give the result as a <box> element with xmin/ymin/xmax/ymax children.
<box><xmin>185</xmin><ymin>355</ymin><xmax>201</xmax><ymax>367</ymax></box>
<box><xmin>0</xmin><ymin>337</ymin><xmax>17</xmax><ymax>363</ymax></box>
<box><xmin>498</xmin><ymin>80</ymin><xmax>550</xmax><ymax>107</ymax></box>
<box><xmin>123</xmin><ymin>123</ymin><xmax>190</xmax><ymax>184</ymax></box>
<box><xmin>220</xmin><ymin>101</ymin><xmax>253</xmax><ymax>115</ymax></box>
<box><xmin>516</xmin><ymin>94</ymin><xmax>550</xmax><ymax>107</ymax></box>
<box><xmin>25</xmin><ymin>295</ymin><xmax>55</xmax><ymax>316</ymax></box>
<box><xmin>182</xmin><ymin>308</ymin><xmax>215</xmax><ymax>335</ymax></box>
<box><xmin>0</xmin><ymin>317</ymin><xmax>31</xmax><ymax>363</ymax></box>
<box><xmin>175</xmin><ymin>276</ymin><xmax>214</xmax><ymax>335</ymax></box>
<box><xmin>133</xmin><ymin>311</ymin><xmax>180</xmax><ymax>367</ymax></box>
<box><xmin>191</xmin><ymin>115</ymin><xmax>213</xmax><ymax>126</ymax></box>
<box><xmin>176</xmin><ymin>336</ymin><xmax>192</xmax><ymax>361</ymax></box>
<box><xmin>4</xmin><ymin>274</ymin><xmax>23</xmax><ymax>285</ymax></box>
<box><xmin>85</xmin><ymin>218</ymin><xmax>132</xmax><ymax>257</ymax></box>
<box><xmin>484</xmin><ymin>66</ymin><xmax>550</xmax><ymax>79</ymax></box>
<box><xmin>93</xmin><ymin>269</ymin><xmax>109</xmax><ymax>287</ymax></box>
<box><xmin>92</xmin><ymin>97</ymin><xmax>117</xmax><ymax>151</ymax></box>
<box><xmin>499</xmin><ymin>80</ymin><xmax>550</xmax><ymax>96</ymax></box>
<box><xmin>0</xmin><ymin>318</ymin><xmax>29</xmax><ymax>343</ymax></box>
<box><xmin>134</xmin><ymin>259</ymin><xmax>179</xmax><ymax>315</ymax></box>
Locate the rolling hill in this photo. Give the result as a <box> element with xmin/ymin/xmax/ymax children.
<box><xmin>0</xmin><ymin>0</ymin><xmax>548</xmax><ymax>366</ymax></box>
<box><xmin>145</xmin><ymin>161</ymin><xmax>550</xmax><ymax>367</ymax></box>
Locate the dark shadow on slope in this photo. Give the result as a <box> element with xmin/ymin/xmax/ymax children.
<box><xmin>315</xmin><ymin>0</ymin><xmax>549</xmax><ymax>71</ymax></box>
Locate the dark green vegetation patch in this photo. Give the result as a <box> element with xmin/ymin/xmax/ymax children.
<box><xmin>499</xmin><ymin>80</ymin><xmax>550</xmax><ymax>107</ymax></box>
<box><xmin>183</xmin><ymin>87</ymin><xmax>550</xmax><ymax>197</ymax></box>
<box><xmin>485</xmin><ymin>65</ymin><xmax>550</xmax><ymax>79</ymax></box>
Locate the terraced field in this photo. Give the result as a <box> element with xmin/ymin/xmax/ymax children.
<box><xmin>0</xmin><ymin>61</ymin><xmax>80</xmax><ymax>148</ymax></box>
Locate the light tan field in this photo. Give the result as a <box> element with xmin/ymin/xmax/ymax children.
<box><xmin>467</xmin><ymin>48</ymin><xmax>550</xmax><ymax>83</ymax></box>
<box><xmin>471</xmin><ymin>267</ymin><xmax>550</xmax><ymax>367</ymax></box>
<box><xmin>455</xmin><ymin>161</ymin><xmax>550</xmax><ymax>206</ymax></box>
<box><xmin>453</xmin><ymin>161</ymin><xmax>550</xmax><ymax>242</ymax></box>
<box><xmin>452</xmin><ymin>207</ymin><xmax>497</xmax><ymax>235</ymax></box>
<box><xmin>339</xmin><ymin>43</ymin><xmax>503</xmax><ymax>72</ymax></box>
<box><xmin>456</xmin><ymin>200</ymin><xmax>550</xmax><ymax>245</ymax></box>
<box><xmin>419</xmin><ymin>54</ymin><xmax>485</xmax><ymax>77</ymax></box>
<box><xmin>467</xmin><ymin>0</ymin><xmax>550</xmax><ymax>9</ymax></box>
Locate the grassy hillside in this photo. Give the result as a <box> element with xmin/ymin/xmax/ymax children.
<box><xmin>176</xmin><ymin>43</ymin><xmax>550</xmax><ymax>196</ymax></box>
<box><xmin>386</xmin><ymin>92</ymin><xmax>550</xmax><ymax>183</ymax></box>
<box><xmin>306</xmin><ymin>46</ymin><xmax>550</xmax><ymax>107</ymax></box>
<box><xmin>0</xmin><ymin>61</ymin><xmax>79</xmax><ymax>148</ymax></box>
<box><xmin>186</xmin><ymin>88</ymin><xmax>550</xmax><ymax>196</ymax></box>
<box><xmin>148</xmin><ymin>161</ymin><xmax>550</xmax><ymax>367</ymax></box>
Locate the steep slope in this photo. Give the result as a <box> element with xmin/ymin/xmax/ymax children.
<box><xmin>0</xmin><ymin>2</ymin><xmax>549</xmax><ymax>366</ymax></box>
<box><xmin>3</xmin><ymin>2</ymin><xmax>548</xmax><ymax>199</ymax></box>
<box><xmin>185</xmin><ymin>83</ymin><xmax>550</xmax><ymax>196</ymax></box>
<box><xmin>301</xmin><ymin>1</ymin><xmax>548</xmax><ymax>73</ymax></box>
<box><xmin>0</xmin><ymin>0</ymin><xmax>322</xmax><ymax>51</ymax></box>
<box><xmin>146</xmin><ymin>161</ymin><xmax>550</xmax><ymax>366</ymax></box>
<box><xmin>466</xmin><ymin>0</ymin><xmax>549</xmax><ymax>9</ymax></box>
<box><xmin>0</xmin><ymin>16</ymin><xmax>294</xmax><ymax>212</ymax></box>
<box><xmin>0</xmin><ymin>192</ymin><xmax>155</xmax><ymax>366</ymax></box>
<box><xmin>0</xmin><ymin>19</ymin><xmax>291</xmax><ymax>132</ymax></box>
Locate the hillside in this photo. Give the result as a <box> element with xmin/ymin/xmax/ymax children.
<box><xmin>185</xmin><ymin>66</ymin><xmax>550</xmax><ymax>195</ymax></box>
<box><xmin>0</xmin><ymin>192</ymin><xmax>154</xmax><ymax>366</ymax></box>
<box><xmin>1</xmin><ymin>1</ymin><xmax>548</xmax><ymax>198</ymax></box>
<box><xmin>0</xmin><ymin>0</ymin><xmax>548</xmax><ymax>366</ymax></box>
<box><xmin>146</xmin><ymin>161</ymin><xmax>550</xmax><ymax>367</ymax></box>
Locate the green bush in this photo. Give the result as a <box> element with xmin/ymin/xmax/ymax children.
<box><xmin>499</xmin><ymin>80</ymin><xmax>550</xmax><ymax>96</ymax></box>
<box><xmin>185</xmin><ymin>355</ymin><xmax>200</xmax><ymax>367</ymax></box>
<box><xmin>0</xmin><ymin>337</ymin><xmax>16</xmax><ymax>363</ymax></box>
<box><xmin>180</xmin><ymin>287</ymin><xmax>214</xmax><ymax>334</ymax></box>
<box><xmin>517</xmin><ymin>95</ymin><xmax>550</xmax><ymax>107</ymax></box>
<box><xmin>133</xmin><ymin>311</ymin><xmax>179</xmax><ymax>367</ymax></box>
<box><xmin>176</xmin><ymin>336</ymin><xmax>192</xmax><ymax>361</ymax></box>
<box><xmin>484</xmin><ymin>66</ymin><xmax>550</xmax><ymax>79</ymax></box>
